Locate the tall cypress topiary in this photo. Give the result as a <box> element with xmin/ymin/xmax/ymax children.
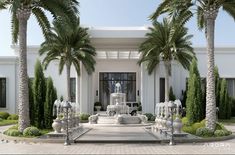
<box><xmin>33</xmin><ymin>60</ymin><xmax>46</xmax><ymax>129</ymax></box>
<box><xmin>186</xmin><ymin>59</ymin><xmax>203</xmax><ymax>124</ymax></box>
<box><xmin>44</xmin><ymin>77</ymin><xmax>57</xmax><ymax>128</ymax></box>
<box><xmin>214</xmin><ymin>66</ymin><xmax>221</xmax><ymax>107</ymax></box>
<box><xmin>169</xmin><ymin>86</ymin><xmax>176</xmax><ymax>101</ymax></box>
<box><xmin>28</xmin><ymin>77</ymin><xmax>34</xmax><ymax>125</ymax></box>
<box><xmin>219</xmin><ymin>79</ymin><xmax>231</xmax><ymax>119</ymax></box>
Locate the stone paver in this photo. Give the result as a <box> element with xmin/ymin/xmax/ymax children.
<box><xmin>0</xmin><ymin>139</ymin><xmax>234</xmax><ymax>154</ymax></box>
<box><xmin>75</xmin><ymin>126</ymin><xmax>157</xmax><ymax>142</ymax></box>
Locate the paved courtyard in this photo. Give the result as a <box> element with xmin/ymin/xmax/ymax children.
<box><xmin>0</xmin><ymin>139</ymin><xmax>234</xmax><ymax>154</ymax></box>
<box><xmin>0</xmin><ymin>124</ymin><xmax>234</xmax><ymax>154</ymax></box>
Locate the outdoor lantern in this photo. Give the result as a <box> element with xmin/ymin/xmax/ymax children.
<box><xmin>62</xmin><ymin>101</ymin><xmax>72</xmax><ymax>146</ymax></box>
<box><xmin>167</xmin><ymin>101</ymin><xmax>176</xmax><ymax>146</ymax></box>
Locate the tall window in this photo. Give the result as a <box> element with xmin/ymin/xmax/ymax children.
<box><xmin>0</xmin><ymin>78</ymin><xmax>6</xmax><ymax>108</ymax></box>
<box><xmin>159</xmin><ymin>78</ymin><xmax>165</xmax><ymax>102</ymax></box>
<box><xmin>99</xmin><ymin>72</ymin><xmax>136</xmax><ymax>110</ymax></box>
<box><xmin>70</xmin><ymin>78</ymin><xmax>76</xmax><ymax>102</ymax></box>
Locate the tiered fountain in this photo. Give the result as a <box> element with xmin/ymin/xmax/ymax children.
<box><xmin>89</xmin><ymin>82</ymin><xmax>148</xmax><ymax>124</ymax></box>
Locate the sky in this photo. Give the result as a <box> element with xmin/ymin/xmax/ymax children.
<box><xmin>0</xmin><ymin>0</ymin><xmax>235</xmax><ymax>56</ymax></box>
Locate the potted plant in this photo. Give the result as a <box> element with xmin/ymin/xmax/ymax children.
<box><xmin>94</xmin><ymin>102</ymin><xmax>102</xmax><ymax>112</ymax></box>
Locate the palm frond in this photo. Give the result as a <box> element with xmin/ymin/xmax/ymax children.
<box><xmin>223</xmin><ymin>0</ymin><xmax>235</xmax><ymax>21</ymax></box>
<box><xmin>139</xmin><ymin>17</ymin><xmax>194</xmax><ymax>74</ymax></box>
<box><xmin>11</xmin><ymin>12</ymin><xmax>19</xmax><ymax>43</ymax></box>
<box><xmin>0</xmin><ymin>0</ymin><xmax>10</xmax><ymax>9</ymax></box>
<box><xmin>32</xmin><ymin>7</ymin><xmax>51</xmax><ymax>39</ymax></box>
<box><xmin>149</xmin><ymin>0</ymin><xmax>172</xmax><ymax>20</ymax></box>
<box><xmin>197</xmin><ymin>6</ymin><xmax>205</xmax><ymax>30</ymax></box>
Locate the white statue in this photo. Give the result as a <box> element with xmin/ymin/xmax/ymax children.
<box><xmin>115</xmin><ymin>82</ymin><xmax>121</xmax><ymax>93</ymax></box>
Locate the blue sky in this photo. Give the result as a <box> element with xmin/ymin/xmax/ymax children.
<box><xmin>0</xmin><ymin>0</ymin><xmax>235</xmax><ymax>56</ymax></box>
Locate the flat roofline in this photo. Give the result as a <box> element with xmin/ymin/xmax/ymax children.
<box><xmin>83</xmin><ymin>26</ymin><xmax>150</xmax><ymax>31</ymax></box>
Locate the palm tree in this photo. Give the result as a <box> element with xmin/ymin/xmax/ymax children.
<box><xmin>151</xmin><ymin>0</ymin><xmax>235</xmax><ymax>131</ymax></box>
<box><xmin>39</xmin><ymin>17</ymin><xmax>96</xmax><ymax>101</ymax></box>
<box><xmin>138</xmin><ymin>18</ymin><xmax>195</xmax><ymax>102</ymax></box>
<box><xmin>0</xmin><ymin>0</ymin><xmax>79</xmax><ymax>132</ymax></box>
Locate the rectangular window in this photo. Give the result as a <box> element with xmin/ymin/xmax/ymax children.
<box><xmin>159</xmin><ymin>78</ymin><xmax>165</xmax><ymax>102</ymax></box>
<box><xmin>70</xmin><ymin>78</ymin><xmax>76</xmax><ymax>102</ymax></box>
<box><xmin>0</xmin><ymin>78</ymin><xmax>6</xmax><ymax>108</ymax></box>
<box><xmin>99</xmin><ymin>72</ymin><xmax>136</xmax><ymax>110</ymax></box>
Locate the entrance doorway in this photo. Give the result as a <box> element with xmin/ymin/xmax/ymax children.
<box><xmin>99</xmin><ymin>72</ymin><xmax>136</xmax><ymax>110</ymax></box>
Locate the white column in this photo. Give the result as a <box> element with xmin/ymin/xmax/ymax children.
<box><xmin>80</xmin><ymin>64</ymin><xmax>93</xmax><ymax>114</ymax></box>
<box><xmin>75</xmin><ymin>74</ymin><xmax>80</xmax><ymax>113</ymax></box>
<box><xmin>140</xmin><ymin>63</ymin><xmax>155</xmax><ymax>114</ymax></box>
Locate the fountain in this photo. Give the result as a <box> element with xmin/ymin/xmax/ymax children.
<box><xmin>107</xmin><ymin>82</ymin><xmax>129</xmax><ymax>116</ymax></box>
<box><xmin>89</xmin><ymin>82</ymin><xmax>148</xmax><ymax>124</ymax></box>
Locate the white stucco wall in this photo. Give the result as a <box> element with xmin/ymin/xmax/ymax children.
<box><xmin>1</xmin><ymin>28</ymin><xmax>235</xmax><ymax>115</ymax></box>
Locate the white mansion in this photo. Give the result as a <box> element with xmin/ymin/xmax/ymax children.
<box><xmin>0</xmin><ymin>27</ymin><xmax>235</xmax><ymax>114</ymax></box>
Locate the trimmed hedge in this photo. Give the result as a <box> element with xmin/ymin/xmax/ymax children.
<box><xmin>0</xmin><ymin>112</ymin><xmax>10</xmax><ymax>119</ymax></box>
<box><xmin>23</xmin><ymin>127</ymin><xmax>41</xmax><ymax>137</ymax></box>
<box><xmin>4</xmin><ymin>129</ymin><xmax>21</xmax><ymax>137</ymax></box>
<box><xmin>7</xmin><ymin>114</ymin><xmax>19</xmax><ymax>120</ymax></box>
<box><xmin>79</xmin><ymin>113</ymin><xmax>90</xmax><ymax>121</ymax></box>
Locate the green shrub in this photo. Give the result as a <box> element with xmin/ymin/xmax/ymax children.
<box><xmin>183</xmin><ymin>120</ymin><xmax>205</xmax><ymax>135</ymax></box>
<box><xmin>181</xmin><ymin>117</ymin><xmax>190</xmax><ymax>126</ymax></box>
<box><xmin>150</xmin><ymin>115</ymin><xmax>156</xmax><ymax>121</ymax></box>
<box><xmin>23</xmin><ymin>127</ymin><xmax>41</xmax><ymax>137</ymax></box>
<box><xmin>215</xmin><ymin>122</ymin><xmax>232</xmax><ymax>136</ymax></box>
<box><xmin>4</xmin><ymin>129</ymin><xmax>21</xmax><ymax>137</ymax></box>
<box><xmin>196</xmin><ymin>127</ymin><xmax>214</xmax><ymax>137</ymax></box>
<box><xmin>200</xmin><ymin>119</ymin><xmax>206</xmax><ymax>126</ymax></box>
<box><xmin>214</xmin><ymin>130</ymin><xmax>229</xmax><ymax>137</ymax></box>
<box><xmin>182</xmin><ymin>126</ymin><xmax>195</xmax><ymax>134</ymax></box>
<box><xmin>137</xmin><ymin>105</ymin><xmax>142</xmax><ymax>111</ymax></box>
<box><xmin>192</xmin><ymin>122</ymin><xmax>204</xmax><ymax>130</ymax></box>
<box><xmin>144</xmin><ymin>113</ymin><xmax>153</xmax><ymax>121</ymax></box>
<box><xmin>0</xmin><ymin>112</ymin><xmax>10</xmax><ymax>119</ymax></box>
<box><xmin>8</xmin><ymin>125</ymin><xmax>18</xmax><ymax>130</ymax></box>
<box><xmin>79</xmin><ymin>113</ymin><xmax>90</xmax><ymax>121</ymax></box>
<box><xmin>0</xmin><ymin>118</ymin><xmax>2</xmax><ymax>121</ymax></box>
<box><xmin>94</xmin><ymin>102</ymin><xmax>102</xmax><ymax>106</ymax></box>
<box><xmin>7</xmin><ymin>114</ymin><xmax>19</xmax><ymax>120</ymax></box>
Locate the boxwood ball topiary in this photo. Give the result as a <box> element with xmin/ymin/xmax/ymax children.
<box><xmin>23</xmin><ymin>127</ymin><xmax>41</xmax><ymax>136</ymax></box>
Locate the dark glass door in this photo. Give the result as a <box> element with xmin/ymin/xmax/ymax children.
<box><xmin>99</xmin><ymin>72</ymin><xmax>136</xmax><ymax>110</ymax></box>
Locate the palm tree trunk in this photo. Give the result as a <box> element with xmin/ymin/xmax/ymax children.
<box><xmin>16</xmin><ymin>8</ymin><xmax>31</xmax><ymax>132</ymax></box>
<box><xmin>204</xmin><ymin>8</ymin><xmax>218</xmax><ymax>131</ymax></box>
<box><xmin>164</xmin><ymin>61</ymin><xmax>170</xmax><ymax>102</ymax></box>
<box><xmin>66</xmin><ymin>62</ymin><xmax>71</xmax><ymax>101</ymax></box>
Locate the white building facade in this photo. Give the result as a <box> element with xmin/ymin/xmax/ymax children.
<box><xmin>1</xmin><ymin>27</ymin><xmax>235</xmax><ymax>114</ymax></box>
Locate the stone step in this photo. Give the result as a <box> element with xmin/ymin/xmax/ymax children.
<box><xmin>97</xmin><ymin>116</ymin><xmax>116</xmax><ymax>124</ymax></box>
